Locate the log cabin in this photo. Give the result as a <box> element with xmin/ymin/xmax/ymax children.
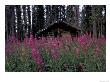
<box><xmin>36</xmin><ymin>21</ymin><xmax>81</xmax><ymax>38</ymax></box>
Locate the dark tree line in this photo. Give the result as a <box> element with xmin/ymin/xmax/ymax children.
<box><xmin>5</xmin><ymin>5</ymin><xmax>106</xmax><ymax>41</ymax></box>
<box><xmin>32</xmin><ymin>5</ymin><xmax>45</xmax><ymax>38</ymax></box>
<box><xmin>81</xmin><ymin>5</ymin><xmax>106</xmax><ymax>38</ymax></box>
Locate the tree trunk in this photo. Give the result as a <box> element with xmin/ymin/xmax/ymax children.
<box><xmin>92</xmin><ymin>5</ymin><xmax>97</xmax><ymax>37</ymax></box>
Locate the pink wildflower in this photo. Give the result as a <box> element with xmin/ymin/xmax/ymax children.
<box><xmin>29</xmin><ymin>33</ymin><xmax>36</xmax><ymax>48</ymax></box>
<box><xmin>31</xmin><ymin>48</ymin><xmax>43</xmax><ymax>65</ymax></box>
<box><xmin>77</xmin><ymin>34</ymin><xmax>89</xmax><ymax>47</ymax></box>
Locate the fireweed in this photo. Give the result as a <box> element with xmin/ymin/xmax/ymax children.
<box><xmin>5</xmin><ymin>34</ymin><xmax>17</xmax><ymax>55</ymax></box>
<box><xmin>5</xmin><ymin>33</ymin><xmax>106</xmax><ymax>71</ymax></box>
<box><xmin>31</xmin><ymin>48</ymin><xmax>44</xmax><ymax>65</ymax></box>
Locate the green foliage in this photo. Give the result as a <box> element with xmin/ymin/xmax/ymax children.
<box><xmin>5</xmin><ymin>42</ymin><xmax>106</xmax><ymax>72</ymax></box>
<box><xmin>5</xmin><ymin>46</ymin><xmax>38</xmax><ymax>72</ymax></box>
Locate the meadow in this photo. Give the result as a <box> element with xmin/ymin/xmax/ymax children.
<box><xmin>5</xmin><ymin>33</ymin><xmax>106</xmax><ymax>72</ymax></box>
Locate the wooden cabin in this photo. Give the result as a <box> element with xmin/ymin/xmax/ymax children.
<box><xmin>36</xmin><ymin>21</ymin><xmax>81</xmax><ymax>37</ymax></box>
